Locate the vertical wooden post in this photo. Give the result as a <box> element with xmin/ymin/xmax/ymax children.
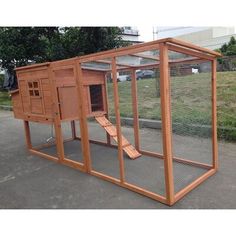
<box><xmin>104</xmin><ymin>72</ymin><xmax>111</xmax><ymax>146</ymax></box>
<box><xmin>48</xmin><ymin>67</ymin><xmax>65</xmax><ymax>162</ymax></box>
<box><xmin>75</xmin><ymin>61</ymin><xmax>91</xmax><ymax>173</ymax></box>
<box><xmin>131</xmin><ymin>69</ymin><xmax>140</xmax><ymax>151</ymax></box>
<box><xmin>111</xmin><ymin>57</ymin><xmax>125</xmax><ymax>183</ymax></box>
<box><xmin>212</xmin><ymin>59</ymin><xmax>218</xmax><ymax>170</ymax></box>
<box><xmin>159</xmin><ymin>43</ymin><xmax>175</xmax><ymax>205</ymax></box>
<box><xmin>23</xmin><ymin>120</ymin><xmax>32</xmax><ymax>149</ymax></box>
<box><xmin>71</xmin><ymin>120</ymin><xmax>76</xmax><ymax>139</ymax></box>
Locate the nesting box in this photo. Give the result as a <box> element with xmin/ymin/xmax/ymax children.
<box><xmin>12</xmin><ymin>62</ymin><xmax>107</xmax><ymax>123</ymax></box>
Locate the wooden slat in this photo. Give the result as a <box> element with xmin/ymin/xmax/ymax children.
<box><xmin>95</xmin><ymin>115</ymin><xmax>141</xmax><ymax>159</ymax></box>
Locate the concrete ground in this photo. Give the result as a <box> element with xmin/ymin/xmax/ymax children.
<box><xmin>0</xmin><ymin>110</ymin><xmax>236</xmax><ymax>209</ymax></box>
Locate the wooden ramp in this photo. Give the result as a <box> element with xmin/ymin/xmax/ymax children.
<box><xmin>95</xmin><ymin>116</ymin><xmax>141</xmax><ymax>160</ymax></box>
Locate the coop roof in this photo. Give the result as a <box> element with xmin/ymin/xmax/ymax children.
<box><xmin>15</xmin><ymin>37</ymin><xmax>221</xmax><ymax>72</ymax></box>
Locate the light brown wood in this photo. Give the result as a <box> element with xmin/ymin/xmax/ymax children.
<box><xmin>111</xmin><ymin>57</ymin><xmax>125</xmax><ymax>182</ymax></box>
<box><xmin>174</xmin><ymin>169</ymin><xmax>216</xmax><ymax>203</ymax></box>
<box><xmin>71</xmin><ymin>120</ymin><xmax>76</xmax><ymax>139</ymax></box>
<box><xmin>95</xmin><ymin>115</ymin><xmax>141</xmax><ymax>159</ymax></box>
<box><xmin>212</xmin><ymin>59</ymin><xmax>218</xmax><ymax>170</ymax></box>
<box><xmin>168</xmin><ymin>38</ymin><xmax>221</xmax><ymax>57</ymax></box>
<box><xmin>159</xmin><ymin>43</ymin><xmax>175</xmax><ymax>205</ymax></box>
<box><xmin>167</xmin><ymin>44</ymin><xmax>214</xmax><ymax>61</ymax></box>
<box><xmin>75</xmin><ymin>61</ymin><xmax>92</xmax><ymax>173</ymax></box>
<box><xmin>48</xmin><ymin>67</ymin><xmax>65</xmax><ymax>162</ymax></box>
<box><xmin>130</xmin><ymin>53</ymin><xmax>159</xmax><ymax>61</ymax></box>
<box><xmin>130</xmin><ymin>69</ymin><xmax>140</xmax><ymax>151</ymax></box>
<box><xmin>23</xmin><ymin>120</ymin><xmax>32</xmax><ymax>149</ymax></box>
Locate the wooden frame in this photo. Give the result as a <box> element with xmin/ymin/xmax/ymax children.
<box><xmin>13</xmin><ymin>38</ymin><xmax>220</xmax><ymax>206</ymax></box>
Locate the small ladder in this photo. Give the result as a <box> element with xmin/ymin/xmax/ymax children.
<box><xmin>95</xmin><ymin>115</ymin><xmax>141</xmax><ymax>159</ymax></box>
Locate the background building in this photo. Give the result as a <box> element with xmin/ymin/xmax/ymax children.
<box><xmin>120</xmin><ymin>27</ymin><xmax>143</xmax><ymax>44</ymax></box>
<box><xmin>155</xmin><ymin>27</ymin><xmax>236</xmax><ymax>50</ymax></box>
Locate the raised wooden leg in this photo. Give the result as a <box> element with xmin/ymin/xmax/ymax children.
<box><xmin>71</xmin><ymin>120</ymin><xmax>76</xmax><ymax>139</ymax></box>
<box><xmin>23</xmin><ymin>120</ymin><xmax>32</xmax><ymax>149</ymax></box>
<box><xmin>53</xmin><ymin>121</ymin><xmax>65</xmax><ymax>162</ymax></box>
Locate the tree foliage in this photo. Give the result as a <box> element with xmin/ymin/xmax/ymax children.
<box><xmin>0</xmin><ymin>27</ymin><xmax>126</xmax><ymax>72</ymax></box>
<box><xmin>219</xmin><ymin>36</ymin><xmax>236</xmax><ymax>56</ymax></box>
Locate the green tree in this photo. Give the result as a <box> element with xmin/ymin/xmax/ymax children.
<box><xmin>0</xmin><ymin>27</ymin><xmax>126</xmax><ymax>73</ymax></box>
<box><xmin>219</xmin><ymin>36</ymin><xmax>236</xmax><ymax>56</ymax></box>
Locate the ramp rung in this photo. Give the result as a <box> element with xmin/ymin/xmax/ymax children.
<box><xmin>95</xmin><ymin>115</ymin><xmax>141</xmax><ymax>160</ymax></box>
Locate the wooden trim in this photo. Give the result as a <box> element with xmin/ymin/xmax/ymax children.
<box><xmin>71</xmin><ymin>120</ymin><xmax>76</xmax><ymax>139</ymax></box>
<box><xmin>104</xmin><ymin>73</ymin><xmax>111</xmax><ymax>145</ymax></box>
<box><xmin>174</xmin><ymin>169</ymin><xmax>216</xmax><ymax>204</ymax></box>
<box><xmin>159</xmin><ymin>43</ymin><xmax>175</xmax><ymax>205</ymax></box>
<box><xmin>33</xmin><ymin>137</ymin><xmax>74</xmax><ymax>151</ymax></box>
<box><xmin>62</xmin><ymin>158</ymin><xmax>85</xmax><ymax>172</ymax></box>
<box><xmin>111</xmin><ymin>57</ymin><xmax>125</xmax><ymax>183</ymax></box>
<box><xmin>78</xmin><ymin>37</ymin><xmax>219</xmax><ymax>63</ymax></box>
<box><xmin>95</xmin><ymin>59</ymin><xmax>134</xmax><ymax>68</ymax></box>
<box><xmin>130</xmin><ymin>53</ymin><xmax>159</xmax><ymax>61</ymax></box>
<box><xmin>79</xmin><ymin>44</ymin><xmax>160</xmax><ymax>63</ymax></box>
<box><xmin>168</xmin><ymin>38</ymin><xmax>221</xmax><ymax>57</ymax></box>
<box><xmin>132</xmin><ymin>62</ymin><xmax>160</xmax><ymax>70</ymax></box>
<box><xmin>167</xmin><ymin>44</ymin><xmax>214</xmax><ymax>61</ymax></box>
<box><xmin>212</xmin><ymin>60</ymin><xmax>218</xmax><ymax>170</ymax></box>
<box><xmin>90</xmin><ymin>169</ymin><xmax>167</xmax><ymax>204</ymax></box>
<box><xmin>75</xmin><ymin>61</ymin><xmax>92</xmax><ymax>173</ymax></box>
<box><xmin>29</xmin><ymin>148</ymin><xmax>59</xmax><ymax>162</ymax></box>
<box><xmin>169</xmin><ymin>57</ymin><xmax>207</xmax><ymax>66</ymax></box>
<box><xmin>48</xmin><ymin>67</ymin><xmax>65</xmax><ymax>162</ymax></box>
<box><xmin>15</xmin><ymin>62</ymin><xmax>50</xmax><ymax>71</ymax></box>
<box><xmin>139</xmin><ymin>149</ymin><xmax>212</xmax><ymax>169</ymax></box>
<box><xmin>91</xmin><ymin>170</ymin><xmax>121</xmax><ymax>184</ymax></box>
<box><xmin>131</xmin><ymin>69</ymin><xmax>140</xmax><ymax>151</ymax></box>
<box><xmin>123</xmin><ymin>182</ymin><xmax>167</xmax><ymax>204</ymax></box>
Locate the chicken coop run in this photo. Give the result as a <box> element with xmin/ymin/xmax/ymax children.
<box><xmin>11</xmin><ymin>38</ymin><xmax>221</xmax><ymax>206</ymax></box>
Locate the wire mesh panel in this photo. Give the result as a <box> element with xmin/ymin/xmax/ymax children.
<box><xmin>88</xmin><ymin>63</ymin><xmax>120</xmax><ymax>179</ymax></box>
<box><xmin>60</xmin><ymin>121</ymin><xmax>84</xmax><ymax>163</ymax></box>
<box><xmin>169</xmin><ymin>50</ymin><xmax>213</xmax><ymax>193</ymax></box>
<box><xmin>136</xmin><ymin>68</ymin><xmax>163</xmax><ymax>154</ymax></box>
<box><xmin>29</xmin><ymin>122</ymin><xmax>58</xmax><ymax>158</ymax></box>
<box><xmin>112</xmin><ymin>51</ymin><xmax>166</xmax><ymax>196</ymax></box>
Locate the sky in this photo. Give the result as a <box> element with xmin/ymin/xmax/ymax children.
<box><xmin>138</xmin><ymin>26</ymin><xmax>235</xmax><ymax>42</ymax></box>
<box><xmin>137</xmin><ymin>26</ymin><xmax>209</xmax><ymax>42</ymax></box>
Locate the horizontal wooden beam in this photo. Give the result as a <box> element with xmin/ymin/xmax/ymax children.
<box><xmin>79</xmin><ymin>44</ymin><xmax>160</xmax><ymax>63</ymax></box>
<box><xmin>168</xmin><ymin>38</ymin><xmax>221</xmax><ymax>57</ymax></box>
<box><xmin>174</xmin><ymin>169</ymin><xmax>216</xmax><ymax>203</ymax></box>
<box><xmin>130</xmin><ymin>53</ymin><xmax>159</xmax><ymax>61</ymax></box>
<box><xmin>167</xmin><ymin>43</ymin><xmax>215</xmax><ymax>61</ymax></box>
<box><xmin>96</xmin><ymin>59</ymin><xmax>134</xmax><ymax>68</ymax></box>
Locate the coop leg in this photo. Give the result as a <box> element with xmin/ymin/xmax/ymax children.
<box><xmin>71</xmin><ymin>120</ymin><xmax>76</xmax><ymax>139</ymax></box>
<box><xmin>23</xmin><ymin>120</ymin><xmax>32</xmax><ymax>149</ymax></box>
<box><xmin>54</xmin><ymin>121</ymin><xmax>65</xmax><ymax>162</ymax></box>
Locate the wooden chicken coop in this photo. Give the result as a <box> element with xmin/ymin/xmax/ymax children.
<box><xmin>11</xmin><ymin>38</ymin><xmax>221</xmax><ymax>206</ymax></box>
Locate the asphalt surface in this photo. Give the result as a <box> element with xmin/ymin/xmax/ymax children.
<box><xmin>0</xmin><ymin>110</ymin><xmax>236</xmax><ymax>209</ymax></box>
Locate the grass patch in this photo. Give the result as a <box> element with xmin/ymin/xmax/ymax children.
<box><xmin>107</xmin><ymin>71</ymin><xmax>236</xmax><ymax>141</ymax></box>
<box><xmin>0</xmin><ymin>91</ymin><xmax>12</xmax><ymax>106</ymax></box>
<box><xmin>0</xmin><ymin>71</ymin><xmax>235</xmax><ymax>140</ymax></box>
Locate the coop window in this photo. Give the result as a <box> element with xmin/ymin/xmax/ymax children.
<box><xmin>89</xmin><ymin>85</ymin><xmax>103</xmax><ymax>112</ymax></box>
<box><xmin>28</xmin><ymin>81</ymin><xmax>40</xmax><ymax>97</ymax></box>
